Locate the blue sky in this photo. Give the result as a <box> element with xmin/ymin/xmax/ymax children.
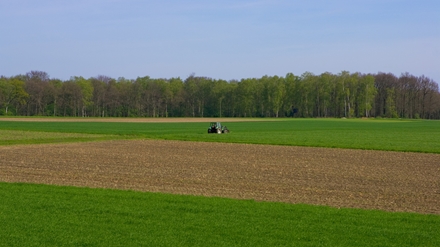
<box><xmin>1</xmin><ymin>0</ymin><xmax>439</xmax><ymax>82</ymax></box>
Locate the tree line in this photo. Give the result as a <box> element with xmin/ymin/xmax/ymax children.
<box><xmin>1</xmin><ymin>71</ymin><xmax>439</xmax><ymax>119</ymax></box>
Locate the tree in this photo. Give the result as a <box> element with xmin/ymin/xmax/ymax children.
<box><xmin>194</xmin><ymin>77</ymin><xmax>212</xmax><ymax>117</ymax></box>
<box><xmin>317</xmin><ymin>73</ymin><xmax>333</xmax><ymax>117</ymax></box>
<box><xmin>105</xmin><ymin>79</ymin><xmax>121</xmax><ymax>117</ymax></box>
<box><xmin>91</xmin><ymin>77</ymin><xmax>107</xmax><ymax>117</ymax></box>
<box><xmin>167</xmin><ymin>77</ymin><xmax>184</xmax><ymax>117</ymax></box>
<box><xmin>223</xmin><ymin>81</ymin><xmax>238</xmax><ymax>117</ymax></box>
<box><xmin>298</xmin><ymin>72</ymin><xmax>316</xmax><ymax>117</ymax></box>
<box><xmin>236</xmin><ymin>78</ymin><xmax>256</xmax><ymax>117</ymax></box>
<box><xmin>183</xmin><ymin>74</ymin><xmax>198</xmax><ymax>117</ymax></box>
<box><xmin>357</xmin><ymin>74</ymin><xmax>376</xmax><ymax>117</ymax></box>
<box><xmin>59</xmin><ymin>81</ymin><xmax>82</xmax><ymax>116</ymax></box>
<box><xmin>284</xmin><ymin>73</ymin><xmax>298</xmax><ymax>117</ymax></box>
<box><xmin>423</xmin><ymin>78</ymin><xmax>440</xmax><ymax>119</ymax></box>
<box><xmin>374</xmin><ymin>73</ymin><xmax>398</xmax><ymax>117</ymax></box>
<box><xmin>266</xmin><ymin>76</ymin><xmax>285</xmax><ymax>118</ymax></box>
<box><xmin>24</xmin><ymin>71</ymin><xmax>50</xmax><ymax>116</ymax></box>
<box><xmin>0</xmin><ymin>71</ymin><xmax>439</xmax><ymax>119</ymax></box>
<box><xmin>46</xmin><ymin>79</ymin><xmax>62</xmax><ymax>116</ymax></box>
<box><xmin>211</xmin><ymin>79</ymin><xmax>228</xmax><ymax>117</ymax></box>
<box><xmin>397</xmin><ymin>72</ymin><xmax>418</xmax><ymax>118</ymax></box>
<box><xmin>71</xmin><ymin>76</ymin><xmax>93</xmax><ymax>117</ymax></box>
<box><xmin>416</xmin><ymin>75</ymin><xmax>440</xmax><ymax>119</ymax></box>
<box><xmin>0</xmin><ymin>77</ymin><xmax>28</xmax><ymax>115</ymax></box>
<box><xmin>116</xmin><ymin>77</ymin><xmax>133</xmax><ymax>117</ymax></box>
<box><xmin>386</xmin><ymin>88</ymin><xmax>398</xmax><ymax>118</ymax></box>
<box><xmin>336</xmin><ymin>71</ymin><xmax>351</xmax><ymax>118</ymax></box>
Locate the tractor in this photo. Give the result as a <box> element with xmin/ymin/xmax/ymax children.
<box><xmin>207</xmin><ymin>122</ymin><xmax>229</xmax><ymax>134</ymax></box>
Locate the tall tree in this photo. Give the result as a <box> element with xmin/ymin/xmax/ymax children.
<box><xmin>397</xmin><ymin>72</ymin><xmax>418</xmax><ymax>118</ymax></box>
<box><xmin>211</xmin><ymin>79</ymin><xmax>228</xmax><ymax>117</ymax></box>
<box><xmin>115</xmin><ymin>77</ymin><xmax>133</xmax><ymax>117</ymax></box>
<box><xmin>46</xmin><ymin>79</ymin><xmax>62</xmax><ymax>116</ymax></box>
<box><xmin>223</xmin><ymin>80</ymin><xmax>238</xmax><ymax>117</ymax></box>
<box><xmin>284</xmin><ymin>73</ymin><xmax>298</xmax><ymax>117</ymax></box>
<box><xmin>0</xmin><ymin>77</ymin><xmax>28</xmax><ymax>115</ymax></box>
<box><xmin>317</xmin><ymin>73</ymin><xmax>333</xmax><ymax>117</ymax></box>
<box><xmin>105</xmin><ymin>79</ymin><xmax>121</xmax><ymax>117</ymax></box>
<box><xmin>1</xmin><ymin>71</ymin><xmax>439</xmax><ymax>119</ymax></box>
<box><xmin>357</xmin><ymin>74</ymin><xmax>376</xmax><ymax>117</ymax></box>
<box><xmin>267</xmin><ymin>76</ymin><xmax>285</xmax><ymax>118</ymax></box>
<box><xmin>183</xmin><ymin>74</ymin><xmax>198</xmax><ymax>117</ymax></box>
<box><xmin>59</xmin><ymin>81</ymin><xmax>82</xmax><ymax>116</ymax></box>
<box><xmin>71</xmin><ymin>76</ymin><xmax>93</xmax><ymax>117</ymax></box>
<box><xmin>91</xmin><ymin>77</ymin><xmax>107</xmax><ymax>117</ymax></box>
<box><xmin>374</xmin><ymin>72</ymin><xmax>398</xmax><ymax>117</ymax></box>
<box><xmin>386</xmin><ymin>88</ymin><xmax>398</xmax><ymax>118</ymax></box>
<box><xmin>25</xmin><ymin>71</ymin><xmax>50</xmax><ymax>116</ymax></box>
<box><xmin>298</xmin><ymin>72</ymin><xmax>316</xmax><ymax>117</ymax></box>
<box><xmin>167</xmin><ymin>77</ymin><xmax>184</xmax><ymax>117</ymax></box>
<box><xmin>236</xmin><ymin>78</ymin><xmax>256</xmax><ymax>117</ymax></box>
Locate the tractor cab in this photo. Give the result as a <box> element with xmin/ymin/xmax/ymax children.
<box><xmin>207</xmin><ymin>122</ymin><xmax>229</xmax><ymax>134</ymax></box>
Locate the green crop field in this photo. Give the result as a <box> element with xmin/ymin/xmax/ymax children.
<box><xmin>0</xmin><ymin>118</ymin><xmax>439</xmax><ymax>153</ymax></box>
<box><xmin>1</xmin><ymin>182</ymin><xmax>439</xmax><ymax>247</ymax></box>
<box><xmin>1</xmin><ymin>118</ymin><xmax>440</xmax><ymax>246</ymax></box>
<box><xmin>0</xmin><ymin>129</ymin><xmax>118</xmax><ymax>145</ymax></box>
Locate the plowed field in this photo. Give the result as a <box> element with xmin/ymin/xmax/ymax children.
<box><xmin>1</xmin><ymin>140</ymin><xmax>439</xmax><ymax>214</ymax></box>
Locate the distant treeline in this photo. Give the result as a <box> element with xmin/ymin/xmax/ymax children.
<box><xmin>1</xmin><ymin>71</ymin><xmax>439</xmax><ymax>119</ymax></box>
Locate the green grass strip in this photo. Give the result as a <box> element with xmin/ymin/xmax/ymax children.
<box><xmin>0</xmin><ymin>130</ymin><xmax>120</xmax><ymax>145</ymax></box>
<box><xmin>1</xmin><ymin>118</ymin><xmax>439</xmax><ymax>153</ymax></box>
<box><xmin>0</xmin><ymin>182</ymin><xmax>439</xmax><ymax>247</ymax></box>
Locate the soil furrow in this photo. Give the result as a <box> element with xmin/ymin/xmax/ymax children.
<box><xmin>1</xmin><ymin>140</ymin><xmax>439</xmax><ymax>214</ymax></box>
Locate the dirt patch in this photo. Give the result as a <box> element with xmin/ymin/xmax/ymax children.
<box><xmin>1</xmin><ymin>140</ymin><xmax>439</xmax><ymax>214</ymax></box>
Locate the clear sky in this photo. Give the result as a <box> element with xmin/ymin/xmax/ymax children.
<box><xmin>1</xmin><ymin>0</ymin><xmax>439</xmax><ymax>82</ymax></box>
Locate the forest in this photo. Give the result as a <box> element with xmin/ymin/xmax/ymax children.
<box><xmin>1</xmin><ymin>71</ymin><xmax>439</xmax><ymax>119</ymax></box>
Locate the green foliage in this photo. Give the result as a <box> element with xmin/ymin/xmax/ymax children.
<box><xmin>0</xmin><ymin>77</ymin><xmax>29</xmax><ymax>115</ymax></box>
<box><xmin>358</xmin><ymin>75</ymin><xmax>376</xmax><ymax>117</ymax></box>
<box><xmin>386</xmin><ymin>88</ymin><xmax>398</xmax><ymax>118</ymax></box>
<box><xmin>1</xmin><ymin>182</ymin><xmax>439</xmax><ymax>247</ymax></box>
<box><xmin>2</xmin><ymin>70</ymin><xmax>440</xmax><ymax>118</ymax></box>
<box><xmin>71</xmin><ymin>76</ymin><xmax>94</xmax><ymax>116</ymax></box>
<box><xmin>0</xmin><ymin>109</ymin><xmax>14</xmax><ymax>116</ymax></box>
<box><xmin>0</xmin><ymin>118</ymin><xmax>439</xmax><ymax>153</ymax></box>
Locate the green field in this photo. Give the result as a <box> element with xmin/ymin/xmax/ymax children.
<box><xmin>1</xmin><ymin>182</ymin><xmax>439</xmax><ymax>247</ymax></box>
<box><xmin>0</xmin><ymin>129</ymin><xmax>118</xmax><ymax>145</ymax></box>
<box><xmin>1</xmin><ymin>118</ymin><xmax>440</xmax><ymax>246</ymax></box>
<box><xmin>0</xmin><ymin>118</ymin><xmax>439</xmax><ymax>153</ymax></box>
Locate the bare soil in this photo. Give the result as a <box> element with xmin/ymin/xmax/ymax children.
<box><xmin>1</xmin><ymin>140</ymin><xmax>439</xmax><ymax>214</ymax></box>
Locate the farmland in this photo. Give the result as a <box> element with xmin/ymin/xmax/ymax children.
<box><xmin>2</xmin><ymin>139</ymin><xmax>439</xmax><ymax>214</ymax></box>
<box><xmin>0</xmin><ymin>117</ymin><xmax>439</xmax><ymax>246</ymax></box>
<box><xmin>1</xmin><ymin>117</ymin><xmax>439</xmax><ymax>153</ymax></box>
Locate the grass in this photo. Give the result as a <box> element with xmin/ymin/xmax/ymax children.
<box><xmin>1</xmin><ymin>182</ymin><xmax>439</xmax><ymax>247</ymax></box>
<box><xmin>0</xmin><ymin>130</ymin><xmax>117</xmax><ymax>145</ymax></box>
<box><xmin>0</xmin><ymin>118</ymin><xmax>439</xmax><ymax>153</ymax></box>
<box><xmin>1</xmin><ymin>117</ymin><xmax>439</xmax><ymax>246</ymax></box>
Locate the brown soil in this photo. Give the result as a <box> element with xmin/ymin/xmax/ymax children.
<box><xmin>1</xmin><ymin>140</ymin><xmax>439</xmax><ymax>214</ymax></box>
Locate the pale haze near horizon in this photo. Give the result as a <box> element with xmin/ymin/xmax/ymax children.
<box><xmin>1</xmin><ymin>0</ymin><xmax>439</xmax><ymax>83</ymax></box>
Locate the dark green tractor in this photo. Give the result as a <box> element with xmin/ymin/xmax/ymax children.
<box><xmin>207</xmin><ymin>122</ymin><xmax>230</xmax><ymax>134</ymax></box>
